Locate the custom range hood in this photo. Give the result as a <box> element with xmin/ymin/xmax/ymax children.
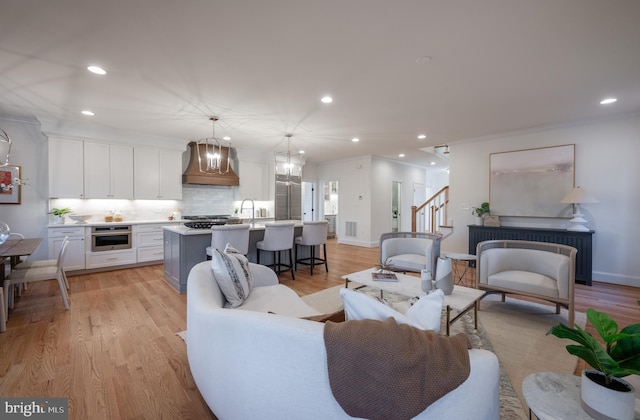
<box><xmin>182</xmin><ymin>141</ymin><xmax>240</xmax><ymax>186</ymax></box>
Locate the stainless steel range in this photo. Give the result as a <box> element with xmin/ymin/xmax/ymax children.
<box><xmin>182</xmin><ymin>215</ymin><xmax>230</xmax><ymax>229</ymax></box>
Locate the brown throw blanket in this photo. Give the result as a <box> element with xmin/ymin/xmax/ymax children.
<box><xmin>324</xmin><ymin>318</ymin><xmax>471</xmax><ymax>420</ymax></box>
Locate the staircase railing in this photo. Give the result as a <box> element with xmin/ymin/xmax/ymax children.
<box><xmin>411</xmin><ymin>186</ymin><xmax>449</xmax><ymax>233</ymax></box>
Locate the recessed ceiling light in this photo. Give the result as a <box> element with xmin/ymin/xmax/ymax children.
<box><xmin>81</xmin><ymin>110</ymin><xmax>95</xmax><ymax>116</ymax></box>
<box><xmin>398</xmin><ymin>153</ymin><xmax>405</xmax><ymax>158</ymax></box>
<box><xmin>352</xmin><ymin>137</ymin><xmax>360</xmax><ymax>142</ymax></box>
<box><xmin>430</xmin><ymin>161</ymin><xmax>436</xmax><ymax>165</ymax></box>
<box><xmin>321</xmin><ymin>96</ymin><xmax>333</xmax><ymax>104</ymax></box>
<box><xmin>222</xmin><ymin>136</ymin><xmax>231</xmax><ymax>141</ymax></box>
<box><xmin>600</xmin><ymin>98</ymin><xmax>617</xmax><ymax>105</ymax></box>
<box><xmin>87</xmin><ymin>65</ymin><xmax>106</xmax><ymax>75</ymax></box>
<box><xmin>299</xmin><ymin>150</ymin><xmax>305</xmax><ymax>154</ymax></box>
<box><xmin>417</xmin><ymin>134</ymin><xmax>427</xmax><ymax>139</ymax></box>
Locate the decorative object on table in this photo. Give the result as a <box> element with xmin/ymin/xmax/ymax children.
<box><xmin>371</xmin><ymin>271</ymin><xmax>398</xmax><ymax>282</ymax></box>
<box><xmin>0</xmin><ymin>221</ymin><xmax>9</xmax><ymax>244</ymax></box>
<box><xmin>420</xmin><ymin>269</ymin><xmax>433</xmax><ymax>292</ymax></box>
<box><xmin>376</xmin><ymin>257</ymin><xmax>395</xmax><ymax>274</ymax></box>
<box><xmin>48</xmin><ymin>207</ymin><xmax>72</xmax><ymax>224</ymax></box>
<box><xmin>547</xmin><ymin>308</ymin><xmax>640</xmax><ymax>420</ymax></box>
<box><xmin>434</xmin><ymin>257</ymin><xmax>454</xmax><ymax>295</ymax></box>
<box><xmin>68</xmin><ymin>214</ymin><xmax>92</xmax><ymax>224</ymax></box>
<box><xmin>490</xmin><ymin>144</ymin><xmax>575</xmax><ymax>217</ymax></box>
<box><xmin>0</xmin><ymin>165</ymin><xmax>22</xmax><ymax>204</ymax></box>
<box><xmin>560</xmin><ymin>186</ymin><xmax>598</xmax><ymax>232</ymax></box>
<box><xmin>472</xmin><ymin>202</ymin><xmax>490</xmax><ymax>225</ymax></box>
<box><xmin>483</xmin><ymin>215</ymin><xmax>500</xmax><ymax>227</ymax></box>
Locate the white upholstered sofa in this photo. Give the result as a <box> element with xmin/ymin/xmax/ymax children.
<box><xmin>186</xmin><ymin>260</ymin><xmax>500</xmax><ymax>420</ymax></box>
<box><xmin>476</xmin><ymin>239</ymin><xmax>577</xmax><ymax>327</ymax></box>
<box><xmin>379</xmin><ymin>231</ymin><xmax>442</xmax><ymax>276</ymax></box>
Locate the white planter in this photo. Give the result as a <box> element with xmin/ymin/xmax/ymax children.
<box><xmin>581</xmin><ymin>369</ymin><xmax>635</xmax><ymax>420</ymax></box>
<box><xmin>475</xmin><ymin>216</ymin><xmax>483</xmax><ymax>225</ymax></box>
<box><xmin>54</xmin><ymin>215</ymin><xmax>65</xmax><ymax>224</ymax></box>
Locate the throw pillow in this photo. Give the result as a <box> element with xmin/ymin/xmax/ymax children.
<box><xmin>210</xmin><ymin>243</ymin><xmax>254</xmax><ymax>308</ymax></box>
<box><xmin>339</xmin><ymin>288</ymin><xmax>444</xmax><ymax>332</ymax></box>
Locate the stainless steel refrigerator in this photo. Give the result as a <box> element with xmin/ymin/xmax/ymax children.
<box><xmin>275</xmin><ymin>174</ymin><xmax>302</xmax><ymax>220</ymax></box>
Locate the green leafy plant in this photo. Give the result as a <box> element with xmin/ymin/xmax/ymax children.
<box><xmin>472</xmin><ymin>202</ymin><xmax>490</xmax><ymax>217</ymax></box>
<box><xmin>547</xmin><ymin>308</ymin><xmax>640</xmax><ymax>386</ymax></box>
<box><xmin>48</xmin><ymin>207</ymin><xmax>72</xmax><ymax>216</ymax></box>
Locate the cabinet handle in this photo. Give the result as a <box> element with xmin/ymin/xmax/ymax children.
<box><xmin>107</xmin><ymin>258</ymin><xmax>119</xmax><ymax>261</ymax></box>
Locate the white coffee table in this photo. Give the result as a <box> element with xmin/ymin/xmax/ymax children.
<box><xmin>523</xmin><ymin>372</ymin><xmax>640</xmax><ymax>420</ymax></box>
<box><xmin>342</xmin><ymin>268</ymin><xmax>486</xmax><ymax>335</ymax></box>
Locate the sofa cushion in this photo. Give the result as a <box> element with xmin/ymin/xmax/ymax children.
<box><xmin>235</xmin><ymin>284</ymin><xmax>321</xmax><ymax>317</ymax></box>
<box><xmin>211</xmin><ymin>244</ymin><xmax>254</xmax><ymax>308</ymax></box>
<box><xmin>340</xmin><ymin>288</ymin><xmax>444</xmax><ymax>332</ymax></box>
<box><xmin>489</xmin><ymin>270</ymin><xmax>559</xmax><ymax>298</ymax></box>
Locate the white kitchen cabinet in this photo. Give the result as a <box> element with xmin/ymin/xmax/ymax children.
<box><xmin>135</xmin><ymin>223</ymin><xmax>166</xmax><ymax>262</ymax></box>
<box><xmin>85</xmin><ymin>249</ymin><xmax>136</xmax><ymax>269</ymax></box>
<box><xmin>238</xmin><ymin>160</ymin><xmax>271</xmax><ymax>201</ymax></box>
<box><xmin>134</xmin><ymin>148</ymin><xmax>182</xmax><ymax>199</ymax></box>
<box><xmin>48</xmin><ymin>226</ymin><xmax>86</xmax><ymax>270</ymax></box>
<box><xmin>84</xmin><ymin>142</ymin><xmax>134</xmax><ymax>199</ymax></box>
<box><xmin>49</xmin><ymin>137</ymin><xmax>84</xmax><ymax>198</ymax></box>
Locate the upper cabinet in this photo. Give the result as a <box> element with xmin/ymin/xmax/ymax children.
<box><xmin>49</xmin><ymin>137</ymin><xmax>84</xmax><ymax>198</ymax></box>
<box><xmin>49</xmin><ymin>137</ymin><xmax>182</xmax><ymax>200</ymax></box>
<box><xmin>134</xmin><ymin>148</ymin><xmax>182</xmax><ymax>200</ymax></box>
<box><xmin>84</xmin><ymin>142</ymin><xmax>134</xmax><ymax>199</ymax></box>
<box><xmin>238</xmin><ymin>160</ymin><xmax>272</xmax><ymax>201</ymax></box>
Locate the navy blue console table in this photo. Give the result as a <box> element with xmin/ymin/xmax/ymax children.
<box><xmin>468</xmin><ymin>225</ymin><xmax>594</xmax><ymax>285</ymax></box>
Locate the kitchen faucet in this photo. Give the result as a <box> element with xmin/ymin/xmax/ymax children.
<box><xmin>240</xmin><ymin>198</ymin><xmax>255</xmax><ymax>226</ymax></box>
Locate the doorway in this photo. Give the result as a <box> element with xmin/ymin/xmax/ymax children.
<box><xmin>324</xmin><ymin>181</ymin><xmax>338</xmax><ymax>238</ymax></box>
<box><xmin>413</xmin><ymin>182</ymin><xmax>426</xmax><ymax>232</ymax></box>
<box><xmin>302</xmin><ymin>181</ymin><xmax>315</xmax><ymax>221</ymax></box>
<box><xmin>392</xmin><ymin>181</ymin><xmax>401</xmax><ymax>232</ymax></box>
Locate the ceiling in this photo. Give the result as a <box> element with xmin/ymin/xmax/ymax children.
<box><xmin>1</xmin><ymin>0</ymin><xmax>639</xmax><ymax>168</ymax></box>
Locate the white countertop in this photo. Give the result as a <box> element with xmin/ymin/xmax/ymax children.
<box><xmin>163</xmin><ymin>220</ymin><xmax>304</xmax><ymax>235</ymax></box>
<box><xmin>48</xmin><ymin>219</ymin><xmax>183</xmax><ymax>227</ymax></box>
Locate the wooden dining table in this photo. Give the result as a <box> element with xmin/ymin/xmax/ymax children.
<box><xmin>0</xmin><ymin>237</ymin><xmax>43</xmax><ymax>332</ymax></box>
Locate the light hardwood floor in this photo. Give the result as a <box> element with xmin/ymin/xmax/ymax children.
<box><xmin>0</xmin><ymin>238</ymin><xmax>638</xmax><ymax>419</ymax></box>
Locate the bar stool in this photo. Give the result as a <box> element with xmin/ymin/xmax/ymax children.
<box><xmin>294</xmin><ymin>220</ymin><xmax>329</xmax><ymax>275</ymax></box>
<box><xmin>205</xmin><ymin>224</ymin><xmax>251</xmax><ymax>260</ymax></box>
<box><xmin>256</xmin><ymin>222</ymin><xmax>295</xmax><ymax>280</ymax></box>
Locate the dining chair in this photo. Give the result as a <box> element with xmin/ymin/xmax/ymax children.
<box><xmin>294</xmin><ymin>221</ymin><xmax>329</xmax><ymax>275</ymax></box>
<box><xmin>3</xmin><ymin>236</ymin><xmax>70</xmax><ymax>320</ymax></box>
<box><xmin>4</xmin><ymin>233</ymin><xmax>26</xmax><ymax>295</ymax></box>
<box><xmin>13</xmin><ymin>236</ymin><xmax>71</xmax><ymax>289</ymax></box>
<box><xmin>256</xmin><ymin>222</ymin><xmax>295</xmax><ymax>280</ymax></box>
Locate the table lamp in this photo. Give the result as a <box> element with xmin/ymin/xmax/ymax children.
<box><xmin>560</xmin><ymin>187</ymin><xmax>598</xmax><ymax>231</ymax></box>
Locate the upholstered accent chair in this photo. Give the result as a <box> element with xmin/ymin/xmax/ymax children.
<box><xmin>476</xmin><ymin>240</ymin><xmax>577</xmax><ymax>327</ymax></box>
<box><xmin>379</xmin><ymin>232</ymin><xmax>442</xmax><ymax>277</ymax></box>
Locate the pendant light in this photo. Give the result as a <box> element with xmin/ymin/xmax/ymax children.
<box><xmin>197</xmin><ymin>117</ymin><xmax>231</xmax><ymax>174</ymax></box>
<box><xmin>274</xmin><ymin>134</ymin><xmax>305</xmax><ymax>179</ymax></box>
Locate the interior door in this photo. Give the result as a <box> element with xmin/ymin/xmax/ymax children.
<box><xmin>392</xmin><ymin>181</ymin><xmax>401</xmax><ymax>232</ymax></box>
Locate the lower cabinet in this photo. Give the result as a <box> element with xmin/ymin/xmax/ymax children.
<box><xmin>136</xmin><ymin>223</ymin><xmax>166</xmax><ymax>263</ymax></box>
<box><xmin>85</xmin><ymin>249</ymin><xmax>136</xmax><ymax>269</ymax></box>
<box><xmin>48</xmin><ymin>226</ymin><xmax>86</xmax><ymax>271</ymax></box>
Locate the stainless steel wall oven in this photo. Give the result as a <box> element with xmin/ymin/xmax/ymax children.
<box><xmin>91</xmin><ymin>225</ymin><xmax>132</xmax><ymax>252</ymax></box>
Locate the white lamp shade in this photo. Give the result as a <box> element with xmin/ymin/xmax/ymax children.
<box><xmin>560</xmin><ymin>187</ymin><xmax>598</xmax><ymax>204</ymax></box>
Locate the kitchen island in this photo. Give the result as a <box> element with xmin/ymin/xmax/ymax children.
<box><xmin>162</xmin><ymin>221</ymin><xmax>304</xmax><ymax>293</ymax></box>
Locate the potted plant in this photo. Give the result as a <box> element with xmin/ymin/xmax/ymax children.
<box><xmin>49</xmin><ymin>207</ymin><xmax>72</xmax><ymax>224</ymax></box>
<box><xmin>472</xmin><ymin>202</ymin><xmax>490</xmax><ymax>225</ymax></box>
<box><xmin>547</xmin><ymin>308</ymin><xmax>640</xmax><ymax>419</ymax></box>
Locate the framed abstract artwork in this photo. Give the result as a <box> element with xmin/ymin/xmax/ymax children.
<box><xmin>0</xmin><ymin>165</ymin><xmax>21</xmax><ymax>204</ymax></box>
<box><xmin>489</xmin><ymin>145</ymin><xmax>575</xmax><ymax>217</ymax></box>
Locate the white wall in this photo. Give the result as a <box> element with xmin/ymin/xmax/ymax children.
<box><xmin>316</xmin><ymin>155</ymin><xmax>427</xmax><ymax>247</ymax></box>
<box><xmin>446</xmin><ymin>113</ymin><xmax>640</xmax><ymax>287</ymax></box>
<box><xmin>0</xmin><ymin>110</ymin><xmax>51</xmax><ymax>260</ymax></box>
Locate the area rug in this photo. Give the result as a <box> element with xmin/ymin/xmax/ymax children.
<box><xmin>302</xmin><ymin>285</ymin><xmax>587</xmax><ymax>418</ymax></box>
